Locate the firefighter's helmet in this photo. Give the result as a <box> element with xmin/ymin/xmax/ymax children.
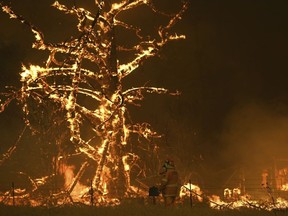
<box><xmin>160</xmin><ymin>158</ymin><xmax>175</xmax><ymax>174</ymax></box>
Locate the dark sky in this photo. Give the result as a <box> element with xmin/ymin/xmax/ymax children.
<box><xmin>1</xmin><ymin>0</ymin><xmax>288</xmax><ymax>188</ymax></box>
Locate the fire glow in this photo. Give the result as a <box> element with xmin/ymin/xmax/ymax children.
<box><xmin>0</xmin><ymin>0</ymin><xmax>187</xmax><ymax>206</ymax></box>
<box><xmin>1</xmin><ymin>0</ymin><xmax>288</xmax><ymax>211</ymax></box>
<box><xmin>179</xmin><ymin>183</ymin><xmax>288</xmax><ymax>211</ymax></box>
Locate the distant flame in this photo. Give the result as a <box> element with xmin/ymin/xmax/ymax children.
<box><xmin>178</xmin><ymin>182</ymin><xmax>288</xmax><ymax>210</ymax></box>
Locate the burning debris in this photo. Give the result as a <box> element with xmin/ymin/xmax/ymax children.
<box><xmin>0</xmin><ymin>0</ymin><xmax>188</xmax><ymax>206</ymax></box>
<box><xmin>179</xmin><ymin>182</ymin><xmax>288</xmax><ymax>211</ymax></box>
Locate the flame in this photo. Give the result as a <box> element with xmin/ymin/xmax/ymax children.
<box><xmin>20</xmin><ymin>64</ymin><xmax>46</xmax><ymax>82</ymax></box>
<box><xmin>179</xmin><ymin>183</ymin><xmax>203</xmax><ymax>202</ymax></box>
<box><xmin>178</xmin><ymin>182</ymin><xmax>288</xmax><ymax>210</ymax></box>
<box><xmin>122</xmin><ymin>155</ymin><xmax>130</xmax><ymax>172</ymax></box>
<box><xmin>281</xmin><ymin>183</ymin><xmax>288</xmax><ymax>191</ymax></box>
<box><xmin>60</xmin><ymin>164</ymin><xmax>75</xmax><ymax>188</ymax></box>
<box><xmin>111</xmin><ymin>2</ymin><xmax>124</xmax><ymax>10</ymax></box>
<box><xmin>0</xmin><ymin>0</ymin><xmax>188</xmax><ymax>206</ymax></box>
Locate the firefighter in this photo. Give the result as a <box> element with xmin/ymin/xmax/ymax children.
<box><xmin>158</xmin><ymin>159</ymin><xmax>179</xmax><ymax>206</ymax></box>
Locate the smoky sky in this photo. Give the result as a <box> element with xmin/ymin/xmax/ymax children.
<box><xmin>1</xmin><ymin>0</ymin><xmax>288</xmax><ymax>186</ymax></box>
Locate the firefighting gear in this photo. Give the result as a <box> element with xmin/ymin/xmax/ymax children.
<box><xmin>149</xmin><ymin>186</ymin><xmax>160</xmax><ymax>196</ymax></box>
<box><xmin>164</xmin><ymin>196</ymin><xmax>176</xmax><ymax>206</ymax></box>
<box><xmin>159</xmin><ymin>159</ymin><xmax>179</xmax><ymax>206</ymax></box>
<box><xmin>159</xmin><ymin>159</ymin><xmax>175</xmax><ymax>175</ymax></box>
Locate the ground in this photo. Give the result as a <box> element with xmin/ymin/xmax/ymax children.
<box><xmin>0</xmin><ymin>201</ymin><xmax>287</xmax><ymax>216</ymax></box>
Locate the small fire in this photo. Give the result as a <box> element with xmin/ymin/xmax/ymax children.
<box><xmin>59</xmin><ymin>164</ymin><xmax>88</xmax><ymax>202</ymax></box>
<box><xmin>223</xmin><ymin>188</ymin><xmax>241</xmax><ymax>201</ymax></box>
<box><xmin>179</xmin><ymin>183</ymin><xmax>203</xmax><ymax>202</ymax></box>
<box><xmin>61</xmin><ymin>164</ymin><xmax>75</xmax><ymax>188</ymax></box>
<box><xmin>178</xmin><ymin>182</ymin><xmax>288</xmax><ymax>211</ymax></box>
<box><xmin>281</xmin><ymin>184</ymin><xmax>288</xmax><ymax>191</ymax></box>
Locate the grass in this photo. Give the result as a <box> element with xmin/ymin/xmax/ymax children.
<box><xmin>0</xmin><ymin>200</ymin><xmax>287</xmax><ymax>216</ymax></box>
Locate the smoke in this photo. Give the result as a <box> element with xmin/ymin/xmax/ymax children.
<box><xmin>220</xmin><ymin>102</ymin><xmax>288</xmax><ymax>169</ymax></box>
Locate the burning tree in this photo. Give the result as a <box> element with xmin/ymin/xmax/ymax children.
<box><xmin>0</xmin><ymin>0</ymin><xmax>188</xmax><ymax>205</ymax></box>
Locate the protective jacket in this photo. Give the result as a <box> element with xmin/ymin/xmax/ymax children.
<box><xmin>159</xmin><ymin>162</ymin><xmax>179</xmax><ymax>198</ymax></box>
